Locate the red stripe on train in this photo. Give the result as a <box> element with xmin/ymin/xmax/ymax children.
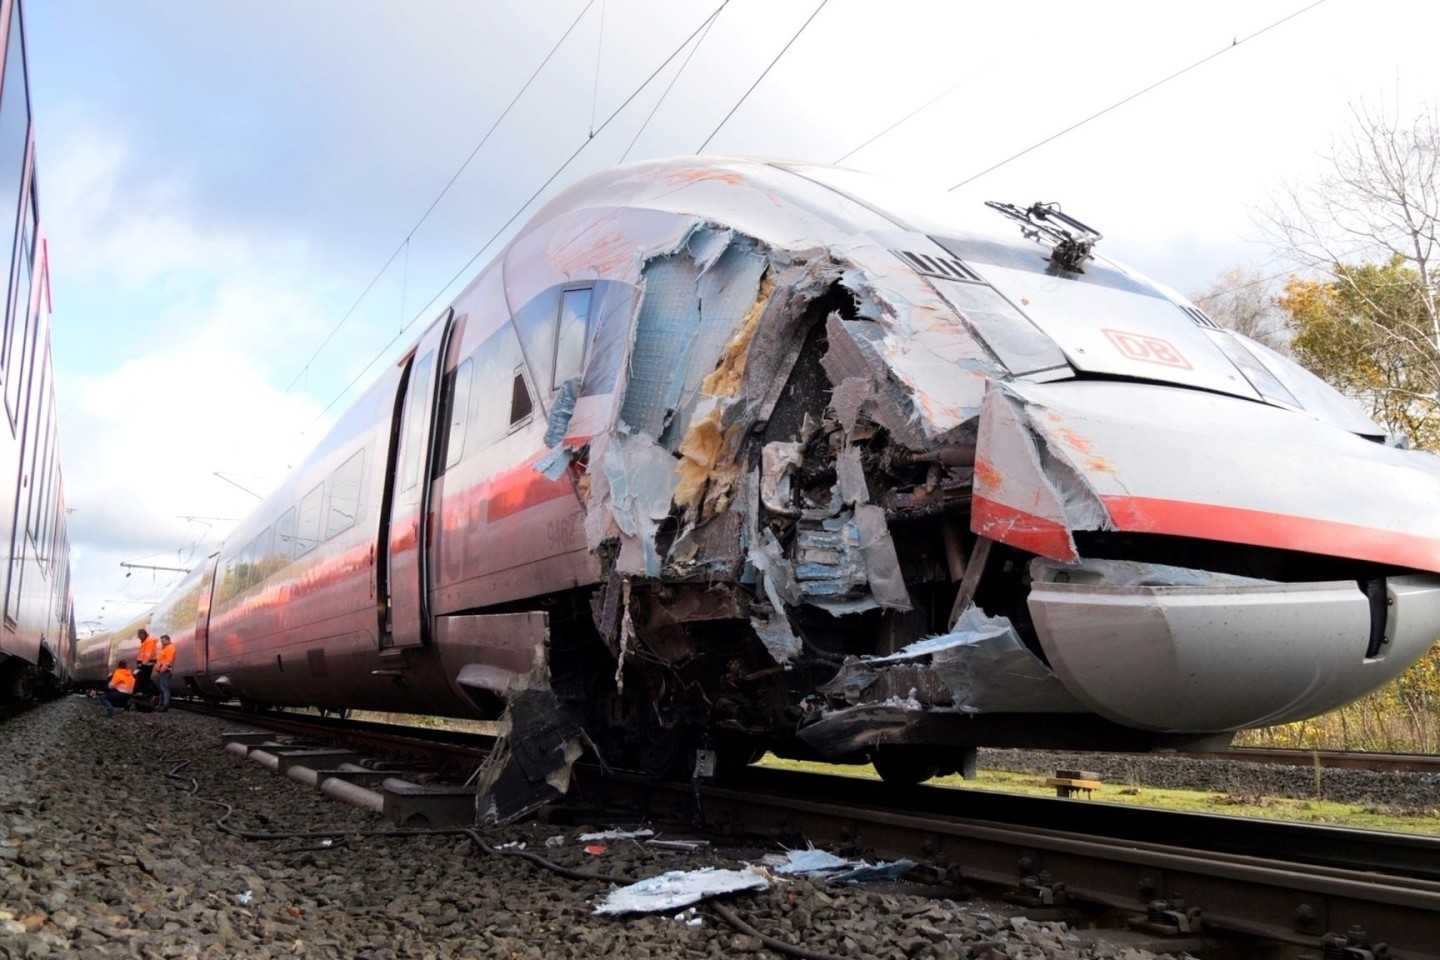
<box><xmin>974</xmin><ymin>493</ymin><xmax>1440</xmax><ymax>574</ymax></box>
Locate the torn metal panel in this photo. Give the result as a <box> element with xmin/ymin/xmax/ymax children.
<box><xmin>593</xmin><ymin>867</ymin><xmax>771</xmax><ymax>916</ymax></box>
<box><xmin>578</xmin><ymin>828</ymin><xmax>656</xmax><ymax>842</ymax></box>
<box><xmin>684</xmin><ymin>244</ymin><xmax>769</xmax><ymax>401</ymax></box>
<box><xmin>834</xmin><ymin>446</ymin><xmax>868</xmax><ymax>505</ymax></box>
<box><xmin>596</xmin><ymin>432</ymin><xmax>679</xmax><ymax>577</ymax></box>
<box><xmin>970</xmin><ymin>382</ymin><xmax>1108</xmax><ymax>561</ymax></box>
<box><xmin>764</xmin><ymin>848</ymin><xmax>917</xmax><ymax>884</ymax></box>
<box><xmin>543</xmin><ymin>378</ymin><xmax>581</xmax><ymax>449</ymax></box>
<box><xmin>819</xmin><ymin>314</ymin><xmax>929</xmax><ymax>449</ymax></box>
<box><xmin>684</xmin><ymin>223</ymin><xmax>735</xmax><ymax>272</ymax></box>
<box><xmin>747</xmin><ymin>527</ymin><xmax>802</xmax><ymax>663</ymax></box>
<box><xmin>829</xmin><ymin>377</ymin><xmax>874</xmax><ymax>434</ymax></box>
<box><xmin>817</xmin><ymin>606</ymin><xmax>1082</xmax><ymax>719</ymax></box>
<box><xmin>854</xmin><ymin>505</ymin><xmax>911</xmax><ymax>610</ymax></box>
<box><xmin>760</xmin><ymin>441</ymin><xmax>804</xmax><ymax>518</ymax></box>
<box><xmin>476</xmin><ymin>666</ymin><xmax>587</xmax><ymax>825</ymax></box>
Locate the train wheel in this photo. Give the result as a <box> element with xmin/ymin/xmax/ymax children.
<box><xmin>870</xmin><ymin>746</ymin><xmax>940</xmax><ymax>786</ymax></box>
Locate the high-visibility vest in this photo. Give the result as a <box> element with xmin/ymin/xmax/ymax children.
<box><xmin>110</xmin><ymin>668</ymin><xmax>136</xmax><ymax>695</ymax></box>
<box><xmin>137</xmin><ymin>637</ymin><xmax>158</xmax><ymax>664</ymax></box>
<box><xmin>156</xmin><ymin>644</ymin><xmax>176</xmax><ymax>672</ymax></box>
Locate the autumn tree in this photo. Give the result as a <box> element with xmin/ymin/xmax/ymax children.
<box><xmin>1277</xmin><ymin>256</ymin><xmax>1440</xmax><ymax>449</ymax></box>
<box><xmin>1263</xmin><ymin>99</ymin><xmax>1440</xmax><ymax>407</ymax></box>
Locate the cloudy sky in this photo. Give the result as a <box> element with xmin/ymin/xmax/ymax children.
<box><xmin>22</xmin><ymin>0</ymin><xmax>1440</xmax><ymax>633</ymax></box>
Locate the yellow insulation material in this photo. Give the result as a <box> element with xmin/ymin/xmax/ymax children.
<box><xmin>700</xmin><ymin>271</ymin><xmax>773</xmax><ymax>397</ymax></box>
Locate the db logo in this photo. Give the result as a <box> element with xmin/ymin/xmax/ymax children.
<box><xmin>1102</xmin><ymin>329</ymin><xmax>1192</xmax><ymax>370</ymax></box>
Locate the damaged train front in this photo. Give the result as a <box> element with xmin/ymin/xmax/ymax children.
<box><xmin>541</xmin><ymin>204</ymin><xmax>1440</xmax><ymax>787</ymax></box>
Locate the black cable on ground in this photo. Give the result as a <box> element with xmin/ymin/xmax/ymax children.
<box><xmin>708</xmin><ymin>901</ymin><xmax>846</xmax><ymax>960</ymax></box>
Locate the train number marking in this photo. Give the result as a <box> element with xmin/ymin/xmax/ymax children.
<box><xmin>546</xmin><ymin>515</ymin><xmax>579</xmax><ymax>549</ymax></box>
<box><xmin>1102</xmin><ymin>329</ymin><xmax>1192</xmax><ymax>370</ymax></box>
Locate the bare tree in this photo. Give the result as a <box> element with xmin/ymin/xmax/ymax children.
<box><xmin>1262</xmin><ymin>99</ymin><xmax>1440</xmax><ymax>379</ymax></box>
<box><xmin>1189</xmin><ymin>267</ymin><xmax>1289</xmax><ymax>352</ymax></box>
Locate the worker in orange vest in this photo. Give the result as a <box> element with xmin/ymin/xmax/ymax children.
<box><xmin>134</xmin><ymin>628</ymin><xmax>158</xmax><ymax>701</ymax></box>
<box><xmin>153</xmin><ymin>635</ymin><xmax>176</xmax><ymax>712</ymax></box>
<box><xmin>100</xmin><ymin>660</ymin><xmax>136</xmax><ymax>716</ymax></box>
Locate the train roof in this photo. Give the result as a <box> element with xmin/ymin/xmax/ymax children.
<box><xmin>519</xmin><ymin>156</ymin><xmax>1036</xmax><ymax>258</ymax></box>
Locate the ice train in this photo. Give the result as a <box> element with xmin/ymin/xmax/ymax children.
<box><xmin>0</xmin><ymin>0</ymin><xmax>74</xmax><ymax>701</ymax></box>
<box><xmin>92</xmin><ymin>158</ymin><xmax>1440</xmax><ymax>790</ymax></box>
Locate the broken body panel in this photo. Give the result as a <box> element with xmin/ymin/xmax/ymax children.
<box><xmin>162</xmin><ymin>157</ymin><xmax>1440</xmax><ymax>802</ymax></box>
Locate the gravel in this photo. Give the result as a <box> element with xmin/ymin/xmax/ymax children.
<box><xmin>4</xmin><ymin>697</ymin><xmax>1336</xmax><ymax>959</ymax></box>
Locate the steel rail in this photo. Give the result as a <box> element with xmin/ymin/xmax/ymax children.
<box><xmin>186</xmin><ymin>704</ymin><xmax>1440</xmax><ymax>956</ymax></box>
<box><xmin>1187</xmin><ymin>746</ymin><xmax>1440</xmax><ymax>774</ymax></box>
<box><xmin>582</xmin><ymin>769</ymin><xmax>1440</xmax><ymax>958</ymax></box>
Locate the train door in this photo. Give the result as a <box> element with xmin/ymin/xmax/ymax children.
<box><xmin>382</xmin><ymin>309</ymin><xmax>457</xmax><ymax>650</ymax></box>
<box><xmin>191</xmin><ymin>554</ymin><xmax>218</xmax><ymax>693</ymax></box>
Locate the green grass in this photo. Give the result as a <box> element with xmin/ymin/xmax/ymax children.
<box><xmin>754</xmin><ymin>755</ymin><xmax>1440</xmax><ymax>835</ymax></box>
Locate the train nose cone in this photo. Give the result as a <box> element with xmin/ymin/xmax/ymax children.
<box><xmin>1027</xmin><ymin>573</ymin><xmax>1440</xmax><ymax>732</ymax></box>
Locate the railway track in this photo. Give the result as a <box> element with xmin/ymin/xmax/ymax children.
<box><xmin>1188</xmin><ymin>745</ymin><xmax>1440</xmax><ymax>775</ymax></box>
<box><xmin>189</xmin><ymin>703</ymin><xmax>1440</xmax><ymax>959</ymax></box>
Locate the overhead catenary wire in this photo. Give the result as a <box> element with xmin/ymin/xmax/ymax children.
<box><xmin>311</xmin><ymin>1</ymin><xmax>732</xmax><ymax>424</ymax></box>
<box><xmin>589</xmin><ymin>0</ymin><xmax>606</xmax><ymax>138</ymax></box>
<box><xmin>947</xmin><ymin>0</ymin><xmax>1330</xmax><ymax>192</ymax></box>
<box><xmin>282</xmin><ymin>0</ymin><xmax>600</xmax><ymax>395</ymax></box>
<box><xmin>832</xmin><ymin>59</ymin><xmax>996</xmax><ymax>166</ymax></box>
<box><xmin>619</xmin><ymin>1</ymin><xmax>729</xmax><ymax>163</ymax></box>
<box><xmin>696</xmin><ymin>0</ymin><xmax>829</xmax><ymax>154</ymax></box>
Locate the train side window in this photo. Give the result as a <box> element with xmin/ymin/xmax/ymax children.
<box><xmin>0</xmin><ymin>0</ymin><xmax>29</xmax><ymax>385</ymax></box>
<box><xmin>220</xmin><ymin>557</ymin><xmax>237</xmax><ymax>602</ymax></box>
<box><xmin>441</xmin><ymin>358</ymin><xmax>473</xmax><ymax>471</ymax></box>
<box><xmin>253</xmin><ymin>525</ymin><xmax>275</xmax><ymax>585</ymax></box>
<box><xmin>4</xmin><ymin>191</ymin><xmax>34</xmax><ymax>423</ymax></box>
<box><xmin>509</xmin><ymin>366</ymin><xmax>533</xmax><ymax>428</ymax></box>
<box><xmin>23</xmin><ymin>355</ymin><xmax>45</xmax><ymax>543</ymax></box>
<box><xmin>552</xmin><ymin>287</ymin><xmax>592</xmax><ymax>390</ymax></box>
<box><xmin>295</xmin><ymin>482</ymin><xmax>324</xmax><ymax>554</ymax></box>
<box><xmin>272</xmin><ymin>506</ymin><xmax>297</xmax><ymax>567</ymax></box>
<box><xmin>399</xmin><ymin>351</ymin><xmax>435</xmax><ymax>492</ymax></box>
<box><xmin>326</xmin><ymin>450</ymin><xmax>364</xmax><ymax>539</ymax></box>
<box><xmin>239</xmin><ymin>535</ymin><xmax>260</xmax><ymax>590</ymax></box>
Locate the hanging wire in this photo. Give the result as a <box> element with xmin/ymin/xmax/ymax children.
<box><xmin>947</xmin><ymin>0</ymin><xmax>1329</xmax><ymax>192</ymax></box>
<box><xmin>697</xmin><ymin>0</ymin><xmax>829</xmax><ymax>154</ymax></box>
<box><xmin>590</xmin><ymin>0</ymin><xmax>606</xmax><ymax>138</ymax></box>
<box><xmin>620</xmin><ymin>1</ymin><xmax>728</xmax><ymax>163</ymax></box>
<box><xmin>399</xmin><ymin>237</ymin><xmax>410</xmax><ymax>332</ymax></box>
<box><xmin>832</xmin><ymin>60</ymin><xmax>995</xmax><ymax>166</ymax></box>
<box><xmin>311</xmin><ymin>1</ymin><xmax>731</xmax><ymax>424</ymax></box>
<box><xmin>283</xmin><ymin>0</ymin><xmax>599</xmax><ymax>394</ymax></box>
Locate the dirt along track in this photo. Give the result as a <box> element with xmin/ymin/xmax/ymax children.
<box><xmin>0</xmin><ymin>695</ymin><xmax>1233</xmax><ymax>960</ymax></box>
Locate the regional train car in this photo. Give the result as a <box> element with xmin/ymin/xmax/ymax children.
<box><xmin>0</xmin><ymin>0</ymin><xmax>74</xmax><ymax>701</ymax></box>
<box><xmin>69</xmin><ymin>612</ymin><xmax>149</xmax><ymax>690</ymax></box>
<box><xmin>161</xmin><ymin>157</ymin><xmax>1440</xmax><ymax>791</ymax></box>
